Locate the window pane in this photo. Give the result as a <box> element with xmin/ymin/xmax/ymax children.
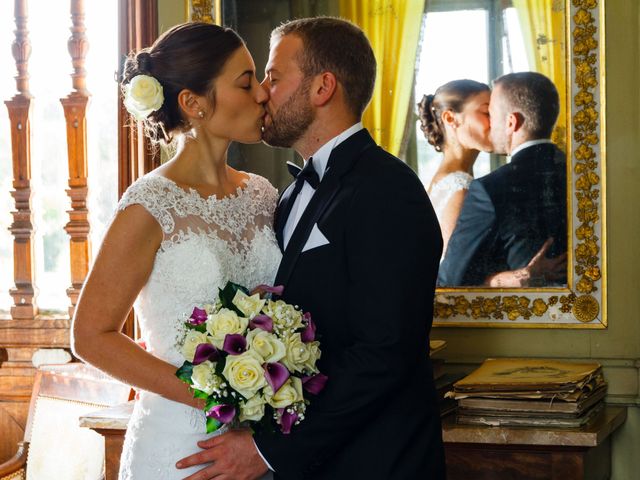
<box><xmin>0</xmin><ymin>4</ymin><xmax>15</xmax><ymax>312</ymax></box>
<box><xmin>30</xmin><ymin>0</ymin><xmax>72</xmax><ymax>312</ymax></box>
<box><xmin>414</xmin><ymin>10</ymin><xmax>490</xmax><ymax>188</ymax></box>
<box><xmin>503</xmin><ymin>7</ymin><xmax>531</xmax><ymax>74</ymax></box>
<box><xmin>86</xmin><ymin>2</ymin><xmax>118</xmax><ymax>251</ymax></box>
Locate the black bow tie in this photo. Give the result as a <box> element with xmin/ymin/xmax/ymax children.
<box><xmin>286</xmin><ymin>158</ymin><xmax>320</xmax><ymax>189</ymax></box>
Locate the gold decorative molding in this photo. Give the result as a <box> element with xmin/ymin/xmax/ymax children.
<box><xmin>434</xmin><ymin>0</ymin><xmax>606</xmax><ymax>328</ymax></box>
<box><xmin>186</xmin><ymin>0</ymin><xmax>222</xmax><ymax>25</ymax></box>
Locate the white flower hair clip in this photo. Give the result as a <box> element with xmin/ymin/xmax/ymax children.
<box><xmin>123</xmin><ymin>74</ymin><xmax>164</xmax><ymax>121</ymax></box>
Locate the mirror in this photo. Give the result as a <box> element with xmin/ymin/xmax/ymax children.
<box><xmin>190</xmin><ymin>0</ymin><xmax>606</xmax><ymax>328</ymax></box>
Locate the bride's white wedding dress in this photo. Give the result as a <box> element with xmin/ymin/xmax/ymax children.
<box><xmin>116</xmin><ymin>173</ymin><xmax>280</xmax><ymax>480</ymax></box>
<box><xmin>428</xmin><ymin>171</ymin><xmax>473</xmax><ymax>225</ymax></box>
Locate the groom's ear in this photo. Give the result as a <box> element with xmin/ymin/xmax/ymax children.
<box><xmin>310</xmin><ymin>72</ymin><xmax>338</xmax><ymax>107</ymax></box>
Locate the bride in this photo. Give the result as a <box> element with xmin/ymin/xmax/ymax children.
<box><xmin>417</xmin><ymin>79</ymin><xmax>491</xmax><ymax>257</ymax></box>
<box><xmin>71</xmin><ymin>22</ymin><xmax>277</xmax><ymax>479</ymax></box>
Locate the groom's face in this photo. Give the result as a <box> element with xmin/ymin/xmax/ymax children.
<box><xmin>261</xmin><ymin>34</ymin><xmax>314</xmax><ymax>148</ymax></box>
<box><xmin>488</xmin><ymin>85</ymin><xmax>510</xmax><ymax>155</ymax></box>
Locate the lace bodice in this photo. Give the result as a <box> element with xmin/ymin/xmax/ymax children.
<box><xmin>429</xmin><ymin>171</ymin><xmax>473</xmax><ymax>224</ymax></box>
<box><xmin>117</xmin><ymin>173</ymin><xmax>282</xmax><ymax>367</ymax></box>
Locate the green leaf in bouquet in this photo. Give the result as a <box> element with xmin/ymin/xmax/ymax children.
<box><xmin>206</xmin><ymin>416</ymin><xmax>222</xmax><ymax>434</ymax></box>
<box><xmin>218</xmin><ymin>281</ymin><xmax>250</xmax><ymax>315</ymax></box>
<box><xmin>185</xmin><ymin>322</ymin><xmax>207</xmax><ymax>333</ymax></box>
<box><xmin>176</xmin><ymin>362</ymin><xmax>194</xmax><ymax>384</ymax></box>
<box><xmin>192</xmin><ymin>389</ymin><xmax>209</xmax><ymax>400</ymax></box>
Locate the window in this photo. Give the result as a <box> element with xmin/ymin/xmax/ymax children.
<box><xmin>413</xmin><ymin>0</ymin><xmax>530</xmax><ymax>187</ymax></box>
<box><xmin>1</xmin><ymin>0</ymin><xmax>118</xmax><ymax>316</ymax></box>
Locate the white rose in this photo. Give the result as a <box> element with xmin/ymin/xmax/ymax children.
<box><xmin>246</xmin><ymin>329</ymin><xmax>286</xmax><ymax>363</ymax></box>
<box><xmin>239</xmin><ymin>394</ymin><xmax>266</xmax><ymax>422</ymax></box>
<box><xmin>303</xmin><ymin>341</ymin><xmax>321</xmax><ymax>373</ymax></box>
<box><xmin>181</xmin><ymin>330</ymin><xmax>212</xmax><ymax>362</ymax></box>
<box><xmin>265</xmin><ymin>377</ymin><xmax>303</xmax><ymax>409</ymax></box>
<box><xmin>263</xmin><ymin>300</ymin><xmax>303</xmax><ymax>332</ymax></box>
<box><xmin>222</xmin><ymin>350</ymin><xmax>267</xmax><ymax>399</ymax></box>
<box><xmin>123</xmin><ymin>74</ymin><xmax>164</xmax><ymax>120</ymax></box>
<box><xmin>232</xmin><ymin>291</ymin><xmax>266</xmax><ymax>319</ymax></box>
<box><xmin>281</xmin><ymin>333</ymin><xmax>311</xmax><ymax>373</ymax></box>
<box><xmin>191</xmin><ymin>361</ymin><xmax>219</xmax><ymax>395</ymax></box>
<box><xmin>206</xmin><ymin>308</ymin><xmax>248</xmax><ymax>348</ymax></box>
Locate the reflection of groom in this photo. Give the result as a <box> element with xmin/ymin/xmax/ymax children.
<box><xmin>439</xmin><ymin>72</ymin><xmax>567</xmax><ymax>287</ymax></box>
<box><xmin>177</xmin><ymin>16</ymin><xmax>445</xmax><ymax>480</ymax></box>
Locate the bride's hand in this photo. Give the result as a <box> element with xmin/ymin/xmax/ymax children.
<box><xmin>485</xmin><ymin>238</ymin><xmax>567</xmax><ymax>287</ymax></box>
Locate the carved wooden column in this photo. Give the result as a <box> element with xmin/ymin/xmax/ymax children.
<box><xmin>61</xmin><ymin>0</ymin><xmax>90</xmax><ymax>317</ymax></box>
<box><xmin>5</xmin><ymin>0</ymin><xmax>37</xmax><ymax>320</ymax></box>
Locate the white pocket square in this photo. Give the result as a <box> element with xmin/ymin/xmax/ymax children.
<box><xmin>302</xmin><ymin>223</ymin><xmax>330</xmax><ymax>253</ymax></box>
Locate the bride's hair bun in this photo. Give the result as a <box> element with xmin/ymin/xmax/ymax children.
<box><xmin>417</xmin><ymin>93</ymin><xmax>444</xmax><ymax>152</ymax></box>
<box><xmin>136</xmin><ymin>51</ymin><xmax>153</xmax><ymax>74</ymax></box>
<box><xmin>120</xmin><ymin>22</ymin><xmax>244</xmax><ymax>144</ymax></box>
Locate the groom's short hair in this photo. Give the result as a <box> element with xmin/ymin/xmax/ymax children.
<box><xmin>494</xmin><ymin>72</ymin><xmax>560</xmax><ymax>139</ymax></box>
<box><xmin>271</xmin><ymin>17</ymin><xmax>376</xmax><ymax>118</ymax></box>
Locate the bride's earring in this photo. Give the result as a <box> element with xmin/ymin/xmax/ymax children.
<box><xmin>198</xmin><ymin>110</ymin><xmax>205</xmax><ymax>119</ymax></box>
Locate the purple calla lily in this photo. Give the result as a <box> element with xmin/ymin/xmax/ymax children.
<box><xmin>300</xmin><ymin>313</ymin><xmax>316</xmax><ymax>342</ymax></box>
<box><xmin>250</xmin><ymin>314</ymin><xmax>274</xmax><ymax>332</ymax></box>
<box><xmin>189</xmin><ymin>307</ymin><xmax>208</xmax><ymax>325</ymax></box>
<box><xmin>206</xmin><ymin>404</ymin><xmax>236</xmax><ymax>424</ymax></box>
<box><xmin>222</xmin><ymin>334</ymin><xmax>247</xmax><ymax>355</ymax></box>
<box><xmin>193</xmin><ymin>343</ymin><xmax>220</xmax><ymax>365</ymax></box>
<box><xmin>264</xmin><ymin>362</ymin><xmax>290</xmax><ymax>393</ymax></box>
<box><xmin>278</xmin><ymin>408</ymin><xmax>298</xmax><ymax>434</ymax></box>
<box><xmin>302</xmin><ymin>373</ymin><xmax>328</xmax><ymax>395</ymax></box>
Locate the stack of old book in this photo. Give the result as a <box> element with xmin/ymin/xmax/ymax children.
<box><xmin>448</xmin><ymin>358</ymin><xmax>606</xmax><ymax>428</ymax></box>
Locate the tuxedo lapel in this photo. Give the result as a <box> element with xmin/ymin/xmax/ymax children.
<box><xmin>274</xmin><ymin>182</ymin><xmax>296</xmax><ymax>251</ymax></box>
<box><xmin>275</xmin><ymin>129</ymin><xmax>376</xmax><ymax>286</ymax></box>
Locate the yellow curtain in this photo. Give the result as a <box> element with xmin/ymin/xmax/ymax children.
<box><xmin>513</xmin><ymin>0</ymin><xmax>567</xmax><ymax>150</ymax></box>
<box><xmin>339</xmin><ymin>0</ymin><xmax>426</xmax><ymax>156</ymax></box>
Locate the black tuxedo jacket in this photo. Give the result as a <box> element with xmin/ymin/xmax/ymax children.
<box><xmin>438</xmin><ymin>142</ymin><xmax>567</xmax><ymax>286</ymax></box>
<box><xmin>254</xmin><ymin>129</ymin><xmax>445</xmax><ymax>479</ymax></box>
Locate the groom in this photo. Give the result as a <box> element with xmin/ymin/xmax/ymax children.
<box><xmin>177</xmin><ymin>17</ymin><xmax>445</xmax><ymax>479</ymax></box>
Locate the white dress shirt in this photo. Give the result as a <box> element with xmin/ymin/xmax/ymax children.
<box><xmin>254</xmin><ymin>123</ymin><xmax>364</xmax><ymax>472</ymax></box>
<box><xmin>282</xmin><ymin>122</ymin><xmax>364</xmax><ymax>249</ymax></box>
<box><xmin>509</xmin><ymin>138</ymin><xmax>553</xmax><ymax>159</ymax></box>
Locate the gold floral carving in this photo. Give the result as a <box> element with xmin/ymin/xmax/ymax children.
<box><xmin>188</xmin><ymin>0</ymin><xmax>216</xmax><ymax>24</ymax></box>
<box><xmin>572</xmin><ymin>294</ymin><xmax>600</xmax><ymax>322</ymax></box>
<box><xmin>434</xmin><ymin>0</ymin><xmax>604</xmax><ymax>327</ymax></box>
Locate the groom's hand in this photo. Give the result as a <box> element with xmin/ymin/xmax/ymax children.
<box><xmin>176</xmin><ymin>429</ymin><xmax>268</xmax><ymax>480</ymax></box>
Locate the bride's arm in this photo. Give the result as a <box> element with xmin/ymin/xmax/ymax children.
<box><xmin>71</xmin><ymin>204</ymin><xmax>202</xmax><ymax>409</ymax></box>
<box><xmin>438</xmin><ymin>189</ymin><xmax>467</xmax><ymax>253</ymax></box>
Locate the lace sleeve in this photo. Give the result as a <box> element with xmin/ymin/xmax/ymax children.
<box><xmin>117</xmin><ymin>176</ymin><xmax>176</xmax><ymax>234</ymax></box>
<box><xmin>247</xmin><ymin>174</ymin><xmax>279</xmax><ymax>218</ymax></box>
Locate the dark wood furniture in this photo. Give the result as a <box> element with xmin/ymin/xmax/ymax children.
<box><xmin>443</xmin><ymin>406</ymin><xmax>627</xmax><ymax>480</ymax></box>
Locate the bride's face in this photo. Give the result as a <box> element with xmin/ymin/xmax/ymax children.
<box><xmin>204</xmin><ymin>46</ymin><xmax>268</xmax><ymax>143</ymax></box>
<box><xmin>454</xmin><ymin>91</ymin><xmax>493</xmax><ymax>152</ymax></box>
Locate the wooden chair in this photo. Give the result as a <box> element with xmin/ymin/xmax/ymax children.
<box><xmin>0</xmin><ymin>363</ymin><xmax>132</xmax><ymax>480</ymax></box>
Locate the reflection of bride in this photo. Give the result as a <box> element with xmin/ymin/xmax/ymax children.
<box><xmin>419</xmin><ymin>80</ymin><xmax>566</xmax><ymax>287</ymax></box>
<box><xmin>418</xmin><ymin>80</ymin><xmax>491</xmax><ymax>257</ymax></box>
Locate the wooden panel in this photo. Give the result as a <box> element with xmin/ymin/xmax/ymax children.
<box><xmin>0</xmin><ymin>400</ymin><xmax>28</xmax><ymax>464</ymax></box>
<box><xmin>118</xmin><ymin>0</ymin><xmax>159</xmax><ymax>339</ymax></box>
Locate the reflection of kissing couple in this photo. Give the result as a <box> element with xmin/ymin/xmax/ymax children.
<box><xmin>73</xmin><ymin>17</ymin><xmax>446</xmax><ymax>480</ymax></box>
<box><xmin>419</xmin><ymin>73</ymin><xmax>567</xmax><ymax>288</ymax></box>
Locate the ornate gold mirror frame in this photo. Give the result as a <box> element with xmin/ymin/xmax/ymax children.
<box><xmin>434</xmin><ymin>0</ymin><xmax>606</xmax><ymax>328</ymax></box>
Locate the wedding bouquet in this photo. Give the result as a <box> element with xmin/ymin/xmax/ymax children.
<box><xmin>176</xmin><ymin>282</ymin><xmax>327</xmax><ymax>434</ymax></box>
